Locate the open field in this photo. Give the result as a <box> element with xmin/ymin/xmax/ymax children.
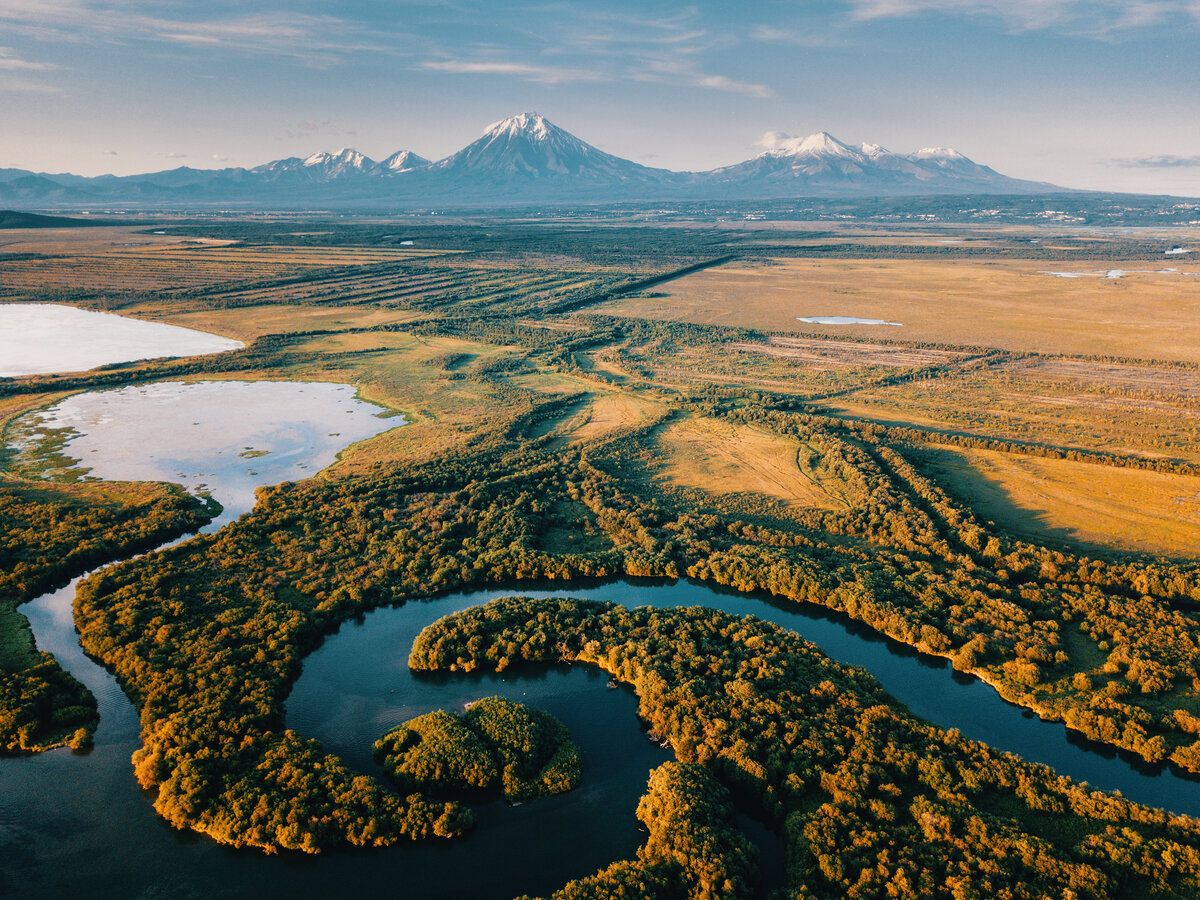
<box><xmin>0</xmin><ymin>241</ymin><xmax>450</xmax><ymax>296</ymax></box>
<box><xmin>596</xmin><ymin>256</ymin><xmax>1200</xmax><ymax>362</ymax></box>
<box><xmin>652</xmin><ymin>416</ymin><xmax>845</xmax><ymax>510</ymax></box>
<box><xmin>0</xmin><ymin>225</ymin><xmax>235</xmax><ymax>255</ymax></box>
<box><xmin>146</xmin><ymin>304</ymin><xmax>425</xmax><ymax>343</ymax></box>
<box><xmin>556</xmin><ymin>392</ymin><xmax>664</xmax><ymax>446</ymax></box>
<box><xmin>830</xmin><ymin>365</ymin><xmax>1200</xmax><ymax>464</ymax></box>
<box><xmin>180</xmin><ymin>262</ymin><xmax>608</xmax><ymax>314</ymax></box>
<box><xmin>915</xmin><ymin>444</ymin><xmax>1200</xmax><ymax>558</ymax></box>
<box><xmin>729</xmin><ymin>335</ymin><xmax>968</xmax><ymax>369</ymax></box>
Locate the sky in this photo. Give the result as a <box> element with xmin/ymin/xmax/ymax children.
<box><xmin>2</xmin><ymin>0</ymin><xmax>1199</xmax><ymax>196</ymax></box>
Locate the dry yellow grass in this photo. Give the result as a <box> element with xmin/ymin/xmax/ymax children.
<box><xmin>0</xmin><ymin>232</ymin><xmax>452</xmax><ymax>295</ymax></box>
<box><xmin>653</xmin><ymin>416</ymin><xmax>844</xmax><ymax>509</ymax></box>
<box><xmin>0</xmin><ymin>225</ymin><xmax>234</xmax><ymax>255</ymax></box>
<box><xmin>596</xmin><ymin>257</ymin><xmax>1200</xmax><ymax>363</ymax></box>
<box><xmin>730</xmin><ymin>335</ymin><xmax>966</xmax><ymax>369</ymax></box>
<box><xmin>922</xmin><ymin>445</ymin><xmax>1200</xmax><ymax>558</ymax></box>
<box><xmin>560</xmin><ymin>393</ymin><xmax>662</xmax><ymax>445</ymax></box>
<box><xmin>152</xmin><ymin>305</ymin><xmax>424</xmax><ymax>342</ymax></box>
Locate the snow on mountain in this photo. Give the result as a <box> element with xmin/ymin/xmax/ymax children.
<box><xmin>301</xmin><ymin>148</ymin><xmax>375</xmax><ymax>178</ymax></box>
<box><xmin>911</xmin><ymin>147</ymin><xmax>967</xmax><ymax>161</ymax></box>
<box><xmin>430</xmin><ymin>113</ymin><xmax>674</xmax><ymax>188</ymax></box>
<box><xmin>252</xmin><ymin>148</ymin><xmax>376</xmax><ymax>182</ymax></box>
<box><xmin>378</xmin><ymin>150</ymin><xmax>431</xmax><ymax>173</ymax></box>
<box><xmin>1</xmin><ymin>117</ymin><xmax>1065</xmax><ymax>205</ymax></box>
<box><xmin>772</xmin><ymin>131</ymin><xmax>864</xmax><ymax>161</ymax></box>
<box><xmin>706</xmin><ymin>129</ymin><xmax>1051</xmax><ymax>196</ymax></box>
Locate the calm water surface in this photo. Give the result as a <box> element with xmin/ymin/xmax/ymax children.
<box><xmin>2</xmin><ymin>380</ymin><xmax>1199</xmax><ymax>899</ymax></box>
<box><xmin>0</xmin><ymin>304</ymin><xmax>242</xmax><ymax>377</ymax></box>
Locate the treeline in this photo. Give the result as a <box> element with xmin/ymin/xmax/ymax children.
<box><xmin>0</xmin><ymin>652</ymin><xmax>95</xmax><ymax>754</ymax></box>
<box><xmin>415</xmin><ymin>596</ymin><xmax>1200</xmax><ymax>900</ymax></box>
<box><xmin>516</xmin><ymin>762</ymin><xmax>757</xmax><ymax>900</ymax></box>
<box><xmin>0</xmin><ymin>475</ymin><xmax>211</xmax><ymax>754</ymax></box>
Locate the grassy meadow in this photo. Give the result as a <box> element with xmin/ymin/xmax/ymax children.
<box><xmin>597</xmin><ymin>256</ymin><xmax>1200</xmax><ymax>362</ymax></box>
<box><xmin>915</xmin><ymin>444</ymin><xmax>1200</xmax><ymax>558</ymax></box>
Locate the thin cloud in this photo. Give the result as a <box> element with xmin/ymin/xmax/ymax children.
<box><xmin>0</xmin><ymin>46</ymin><xmax>58</xmax><ymax>70</ymax></box>
<box><xmin>636</xmin><ymin>59</ymin><xmax>773</xmax><ymax>98</ymax></box>
<box><xmin>0</xmin><ymin>75</ymin><xmax>61</xmax><ymax>93</ymax></box>
<box><xmin>1110</xmin><ymin>154</ymin><xmax>1200</xmax><ymax>168</ymax></box>
<box><xmin>100</xmin><ymin>149</ymin><xmax>118</xmax><ymax>156</ymax></box>
<box><xmin>844</xmin><ymin>0</ymin><xmax>1195</xmax><ymax>35</ymax></box>
<box><xmin>695</xmin><ymin>73</ymin><xmax>773</xmax><ymax>98</ymax></box>
<box><xmin>757</xmin><ymin>131</ymin><xmax>797</xmax><ymax>152</ymax></box>
<box><xmin>422</xmin><ymin>59</ymin><xmax>605</xmax><ymax>84</ymax></box>
<box><xmin>748</xmin><ymin>25</ymin><xmax>849</xmax><ymax>47</ymax></box>
<box><xmin>0</xmin><ymin>4</ymin><xmax>399</xmax><ymax>65</ymax></box>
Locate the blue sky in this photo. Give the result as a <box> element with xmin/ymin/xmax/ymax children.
<box><xmin>2</xmin><ymin>0</ymin><xmax>1198</xmax><ymax>195</ymax></box>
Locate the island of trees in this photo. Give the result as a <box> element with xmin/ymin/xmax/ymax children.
<box><xmin>374</xmin><ymin>696</ymin><xmax>581</xmax><ymax>803</ymax></box>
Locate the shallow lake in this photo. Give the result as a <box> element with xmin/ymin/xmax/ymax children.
<box><xmin>15</xmin><ymin>379</ymin><xmax>402</xmax><ymax>529</ymax></box>
<box><xmin>3</xmin><ymin>381</ymin><xmax>1200</xmax><ymax>899</ymax></box>
<box><xmin>0</xmin><ymin>303</ymin><xmax>243</xmax><ymax>377</ymax></box>
<box><xmin>796</xmin><ymin>315</ymin><xmax>902</xmax><ymax>326</ymax></box>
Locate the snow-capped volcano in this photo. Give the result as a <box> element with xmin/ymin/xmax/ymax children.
<box><xmin>706</xmin><ymin>129</ymin><xmax>1047</xmax><ymax>196</ymax></box>
<box><xmin>772</xmin><ymin>131</ymin><xmax>864</xmax><ymax>161</ymax></box>
<box><xmin>430</xmin><ymin>112</ymin><xmax>675</xmax><ymax>188</ymax></box>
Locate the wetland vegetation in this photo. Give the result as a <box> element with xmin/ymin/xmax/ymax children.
<box><xmin>2</xmin><ymin>215</ymin><xmax>1200</xmax><ymax>897</ymax></box>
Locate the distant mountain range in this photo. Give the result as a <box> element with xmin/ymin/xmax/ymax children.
<box><xmin>0</xmin><ymin>113</ymin><xmax>1065</xmax><ymax>208</ymax></box>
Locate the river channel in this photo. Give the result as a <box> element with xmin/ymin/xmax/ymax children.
<box><xmin>2</xmin><ymin>378</ymin><xmax>1199</xmax><ymax>899</ymax></box>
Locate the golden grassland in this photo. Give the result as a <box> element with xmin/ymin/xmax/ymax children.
<box><xmin>917</xmin><ymin>444</ymin><xmax>1200</xmax><ymax>559</ymax></box>
<box><xmin>596</xmin><ymin>256</ymin><xmax>1200</xmax><ymax>362</ymax></box>
<box><xmin>226</xmin><ymin>298</ymin><xmax>1200</xmax><ymax>561</ymax></box>
<box><xmin>728</xmin><ymin>335</ymin><xmax>967</xmax><ymax>369</ymax></box>
<box><xmin>148</xmin><ymin>304</ymin><xmax>425</xmax><ymax>342</ymax></box>
<box><xmin>651</xmin><ymin>416</ymin><xmax>845</xmax><ymax>510</ymax></box>
<box><xmin>7</xmin><ymin>222</ymin><xmax>1196</xmax><ymax>557</ymax></box>
<box><xmin>553</xmin><ymin>392</ymin><xmax>665</xmax><ymax>447</ymax></box>
<box><xmin>0</xmin><ymin>225</ymin><xmax>234</xmax><ymax>255</ymax></box>
<box><xmin>0</xmin><ymin>240</ymin><xmax>451</xmax><ymax>296</ymax></box>
<box><xmin>830</xmin><ymin>368</ymin><xmax>1200</xmax><ymax>464</ymax></box>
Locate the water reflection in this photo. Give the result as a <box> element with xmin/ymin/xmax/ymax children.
<box><xmin>0</xmin><ymin>303</ymin><xmax>242</xmax><ymax>377</ymax></box>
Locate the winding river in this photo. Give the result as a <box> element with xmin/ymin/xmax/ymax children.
<box><xmin>2</xmin><ymin>375</ymin><xmax>1200</xmax><ymax>899</ymax></box>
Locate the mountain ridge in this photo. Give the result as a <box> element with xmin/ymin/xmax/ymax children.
<box><xmin>0</xmin><ymin>112</ymin><xmax>1066</xmax><ymax>207</ymax></box>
